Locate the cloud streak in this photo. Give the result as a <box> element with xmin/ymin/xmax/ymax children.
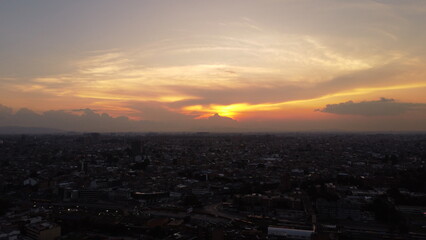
<box><xmin>1</xmin><ymin>103</ymin><xmax>426</xmax><ymax>132</ymax></box>
<box><xmin>317</xmin><ymin>98</ymin><xmax>426</xmax><ymax>116</ymax></box>
<box><xmin>0</xmin><ymin>104</ymin><xmax>242</xmax><ymax>132</ymax></box>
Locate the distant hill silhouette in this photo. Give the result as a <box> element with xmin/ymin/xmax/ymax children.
<box><xmin>0</xmin><ymin>126</ymin><xmax>66</xmax><ymax>134</ymax></box>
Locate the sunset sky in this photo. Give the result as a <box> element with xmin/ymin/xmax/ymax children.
<box><xmin>1</xmin><ymin>0</ymin><xmax>426</xmax><ymax>132</ymax></box>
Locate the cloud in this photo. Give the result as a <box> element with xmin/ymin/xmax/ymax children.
<box><xmin>2</xmin><ymin>29</ymin><xmax>409</xmax><ymax>109</ymax></box>
<box><xmin>0</xmin><ymin>104</ymin><xmax>13</xmax><ymax>116</ymax></box>
<box><xmin>1</xmin><ymin>103</ymin><xmax>426</xmax><ymax>132</ymax></box>
<box><xmin>317</xmin><ymin>98</ymin><xmax>426</xmax><ymax>116</ymax></box>
<box><xmin>167</xmin><ymin>61</ymin><xmax>425</xmax><ymax>109</ymax></box>
<box><xmin>0</xmin><ymin>106</ymin><xmax>139</xmax><ymax>132</ymax></box>
<box><xmin>0</xmin><ymin>104</ymin><xmax>241</xmax><ymax>132</ymax></box>
<box><xmin>1</xmin><ymin>0</ymin><xmax>426</xmax><ymax>126</ymax></box>
<box><xmin>126</xmin><ymin>101</ymin><xmax>193</xmax><ymax>122</ymax></box>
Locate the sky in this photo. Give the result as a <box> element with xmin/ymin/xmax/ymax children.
<box><xmin>1</xmin><ymin>0</ymin><xmax>426</xmax><ymax>132</ymax></box>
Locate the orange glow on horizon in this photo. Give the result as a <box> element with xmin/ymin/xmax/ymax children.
<box><xmin>182</xmin><ymin>82</ymin><xmax>426</xmax><ymax>120</ymax></box>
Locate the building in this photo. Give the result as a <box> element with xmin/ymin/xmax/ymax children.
<box><xmin>25</xmin><ymin>221</ymin><xmax>61</xmax><ymax>240</ymax></box>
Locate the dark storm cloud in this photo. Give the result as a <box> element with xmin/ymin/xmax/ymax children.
<box><xmin>317</xmin><ymin>98</ymin><xmax>426</xmax><ymax>116</ymax></box>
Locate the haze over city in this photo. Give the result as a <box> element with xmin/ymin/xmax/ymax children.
<box><xmin>1</xmin><ymin>0</ymin><xmax>426</xmax><ymax>132</ymax></box>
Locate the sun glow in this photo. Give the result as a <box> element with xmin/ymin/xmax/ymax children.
<box><xmin>183</xmin><ymin>83</ymin><xmax>426</xmax><ymax>119</ymax></box>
